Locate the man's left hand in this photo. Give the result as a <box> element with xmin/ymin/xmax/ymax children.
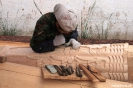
<box><xmin>65</xmin><ymin>38</ymin><xmax>81</xmax><ymax>49</ymax></box>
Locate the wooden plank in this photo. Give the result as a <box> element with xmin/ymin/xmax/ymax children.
<box><xmin>0</xmin><ymin>62</ymin><xmax>90</xmax><ymax>88</ymax></box>
<box><xmin>87</xmin><ymin>65</ymin><xmax>106</xmax><ymax>82</ymax></box>
<box><xmin>0</xmin><ymin>62</ymin><xmax>41</xmax><ymax>77</ymax></box>
<box><xmin>0</xmin><ymin>57</ymin><xmax>132</xmax><ymax>88</ymax></box>
<box><xmin>41</xmin><ymin>65</ymin><xmax>90</xmax><ymax>80</ymax></box>
<box><xmin>79</xmin><ymin>64</ymin><xmax>99</xmax><ymax>82</ymax></box>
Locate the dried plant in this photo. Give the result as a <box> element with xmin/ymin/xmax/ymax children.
<box><xmin>80</xmin><ymin>1</ymin><xmax>114</xmax><ymax>40</ymax></box>
<box><xmin>80</xmin><ymin>1</ymin><xmax>96</xmax><ymax>39</ymax></box>
<box><xmin>0</xmin><ymin>11</ymin><xmax>18</xmax><ymax>36</ymax></box>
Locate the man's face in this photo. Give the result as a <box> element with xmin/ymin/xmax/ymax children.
<box><xmin>56</xmin><ymin>21</ymin><xmax>70</xmax><ymax>34</ymax></box>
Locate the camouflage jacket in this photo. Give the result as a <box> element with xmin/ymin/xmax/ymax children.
<box><xmin>30</xmin><ymin>12</ymin><xmax>78</xmax><ymax>53</ymax></box>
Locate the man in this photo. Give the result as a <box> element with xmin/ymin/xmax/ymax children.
<box><xmin>30</xmin><ymin>3</ymin><xmax>80</xmax><ymax>53</ymax></box>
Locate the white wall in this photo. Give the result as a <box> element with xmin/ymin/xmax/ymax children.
<box><xmin>0</xmin><ymin>0</ymin><xmax>133</xmax><ymax>40</ymax></box>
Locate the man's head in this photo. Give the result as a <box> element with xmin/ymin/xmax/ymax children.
<box><xmin>54</xmin><ymin>4</ymin><xmax>77</xmax><ymax>33</ymax></box>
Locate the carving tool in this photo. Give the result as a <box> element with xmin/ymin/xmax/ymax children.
<box><xmin>76</xmin><ymin>66</ymin><xmax>82</xmax><ymax>77</ymax></box>
<box><xmin>79</xmin><ymin>64</ymin><xmax>99</xmax><ymax>82</ymax></box>
<box><xmin>87</xmin><ymin>65</ymin><xmax>98</xmax><ymax>74</ymax></box>
<box><xmin>53</xmin><ymin>65</ymin><xmax>63</xmax><ymax>76</ymax></box>
<box><xmin>66</xmin><ymin>65</ymin><xmax>74</xmax><ymax>75</ymax></box>
<box><xmin>87</xmin><ymin>65</ymin><xmax>106</xmax><ymax>82</ymax></box>
<box><xmin>0</xmin><ymin>56</ymin><xmax>7</xmax><ymax>63</ymax></box>
<box><xmin>45</xmin><ymin>65</ymin><xmax>57</xmax><ymax>74</ymax></box>
<box><xmin>60</xmin><ymin>65</ymin><xmax>68</xmax><ymax>76</ymax></box>
<box><xmin>75</xmin><ymin>59</ymin><xmax>82</xmax><ymax>77</ymax></box>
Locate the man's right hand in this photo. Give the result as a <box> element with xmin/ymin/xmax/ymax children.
<box><xmin>53</xmin><ymin>34</ymin><xmax>65</xmax><ymax>46</ymax></box>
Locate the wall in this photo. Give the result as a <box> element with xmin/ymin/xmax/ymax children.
<box><xmin>0</xmin><ymin>0</ymin><xmax>133</xmax><ymax>40</ymax></box>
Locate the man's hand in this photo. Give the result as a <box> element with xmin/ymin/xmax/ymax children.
<box><xmin>53</xmin><ymin>34</ymin><xmax>65</xmax><ymax>46</ymax></box>
<box><xmin>65</xmin><ymin>38</ymin><xmax>81</xmax><ymax>49</ymax></box>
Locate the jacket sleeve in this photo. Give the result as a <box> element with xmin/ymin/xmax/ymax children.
<box><xmin>65</xmin><ymin>28</ymin><xmax>79</xmax><ymax>43</ymax></box>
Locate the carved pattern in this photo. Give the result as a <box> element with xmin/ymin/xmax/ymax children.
<box><xmin>0</xmin><ymin>43</ymin><xmax>129</xmax><ymax>82</ymax></box>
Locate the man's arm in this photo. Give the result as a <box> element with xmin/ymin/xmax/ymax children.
<box><xmin>64</xmin><ymin>28</ymin><xmax>81</xmax><ymax>50</ymax></box>
<box><xmin>65</xmin><ymin>28</ymin><xmax>78</xmax><ymax>43</ymax></box>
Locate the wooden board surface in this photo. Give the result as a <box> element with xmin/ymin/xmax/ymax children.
<box><xmin>0</xmin><ymin>43</ymin><xmax>133</xmax><ymax>83</ymax></box>
<box><xmin>0</xmin><ymin>62</ymin><xmax>90</xmax><ymax>88</ymax></box>
<box><xmin>0</xmin><ymin>62</ymin><xmax>132</xmax><ymax>88</ymax></box>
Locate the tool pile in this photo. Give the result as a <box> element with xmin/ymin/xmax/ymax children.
<box><xmin>45</xmin><ymin>65</ymin><xmax>75</xmax><ymax>76</ymax></box>
<box><xmin>42</xmin><ymin>64</ymin><xmax>106</xmax><ymax>82</ymax></box>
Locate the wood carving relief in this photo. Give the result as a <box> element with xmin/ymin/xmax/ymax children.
<box><xmin>37</xmin><ymin>43</ymin><xmax>128</xmax><ymax>82</ymax></box>
<box><xmin>0</xmin><ymin>43</ymin><xmax>129</xmax><ymax>82</ymax></box>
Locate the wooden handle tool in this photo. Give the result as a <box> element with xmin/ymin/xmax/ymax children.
<box><xmin>79</xmin><ymin>64</ymin><xmax>99</xmax><ymax>82</ymax></box>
